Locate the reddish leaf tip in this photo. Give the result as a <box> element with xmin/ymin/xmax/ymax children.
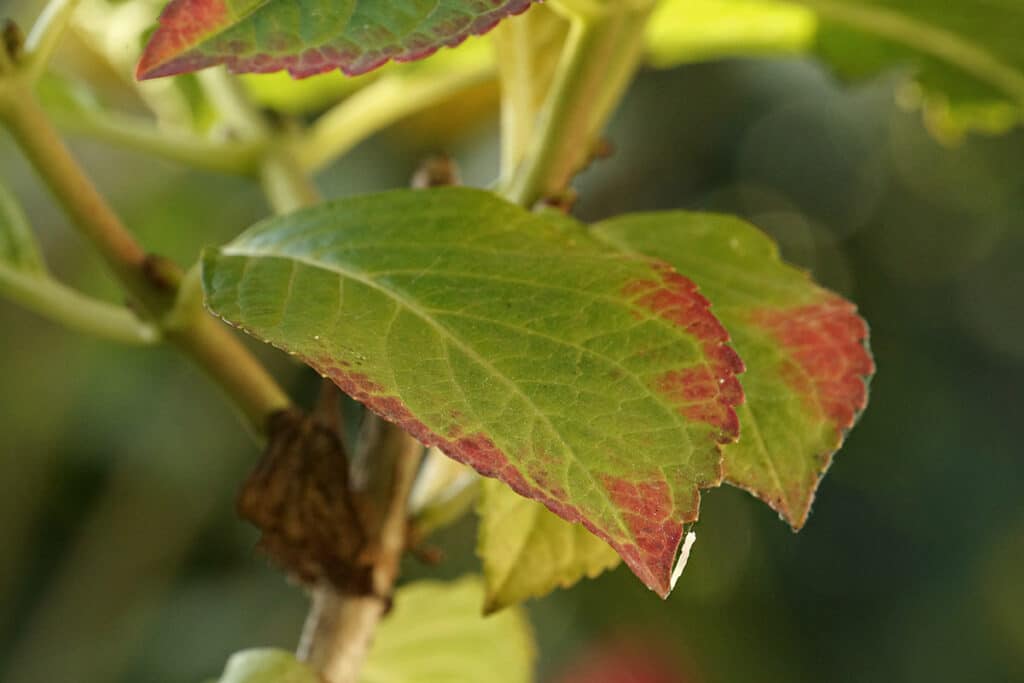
<box><xmin>743</xmin><ymin>295</ymin><xmax>875</xmax><ymax>529</ymax></box>
<box><xmin>136</xmin><ymin>0</ymin><xmax>229</xmax><ymax>80</ymax></box>
<box><xmin>601</xmin><ymin>475</ymin><xmax>687</xmax><ymax>598</ymax></box>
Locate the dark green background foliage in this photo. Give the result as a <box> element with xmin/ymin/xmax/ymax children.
<box><xmin>2</xmin><ymin>3</ymin><xmax>1022</xmax><ymax>683</ymax></box>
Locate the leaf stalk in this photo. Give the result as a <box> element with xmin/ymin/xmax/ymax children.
<box><xmin>501</xmin><ymin>1</ymin><xmax>654</xmax><ymax>206</ymax></box>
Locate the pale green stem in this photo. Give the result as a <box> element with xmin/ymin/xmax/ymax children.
<box><xmin>501</xmin><ymin>3</ymin><xmax>654</xmax><ymax>207</ymax></box>
<box><xmin>0</xmin><ymin>265</ymin><xmax>158</xmax><ymax>344</ymax></box>
<box><xmin>22</xmin><ymin>0</ymin><xmax>81</xmax><ymax>82</ymax></box>
<box><xmin>495</xmin><ymin>11</ymin><xmax>551</xmax><ymax>184</ymax></box>
<box><xmin>262</xmin><ymin>146</ymin><xmax>321</xmax><ymax>213</ymax></box>
<box><xmin>295</xmin><ymin>65</ymin><xmax>493</xmax><ymax>173</ymax></box>
<box><xmin>196</xmin><ymin>68</ymin><xmax>320</xmax><ymax>213</ymax></box>
<box><xmin>197</xmin><ymin>68</ymin><xmax>271</xmax><ymax>141</ymax></box>
<box><xmin>51</xmin><ymin>108</ymin><xmax>265</xmax><ymax>175</ymax></box>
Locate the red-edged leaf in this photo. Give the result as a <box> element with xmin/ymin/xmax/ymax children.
<box><xmin>137</xmin><ymin>0</ymin><xmax>536</xmax><ymax>80</ymax></box>
<box><xmin>202</xmin><ymin>188</ymin><xmax>743</xmax><ymax>596</ymax></box>
<box><xmin>593</xmin><ymin>212</ymin><xmax>873</xmax><ymax>529</ymax></box>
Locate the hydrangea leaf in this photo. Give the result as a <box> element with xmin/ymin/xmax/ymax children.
<box><xmin>592</xmin><ymin>212</ymin><xmax>873</xmax><ymax>529</ymax></box>
<box><xmin>202</xmin><ymin>188</ymin><xmax>744</xmax><ymax>597</ymax></box>
<box><xmin>647</xmin><ymin>0</ymin><xmax>1024</xmax><ymax>138</ymax></box>
<box><xmin>477</xmin><ymin>478</ymin><xmax>620</xmax><ymax>613</ymax></box>
<box><xmin>360</xmin><ymin>577</ymin><xmax>534</xmax><ymax>683</ymax></box>
<box><xmin>136</xmin><ymin>0</ymin><xmax>537</xmax><ymax>80</ymax></box>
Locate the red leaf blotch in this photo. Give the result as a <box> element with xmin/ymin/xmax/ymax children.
<box><xmin>624</xmin><ymin>263</ymin><xmax>745</xmax><ymax>442</ymax></box>
<box><xmin>751</xmin><ymin>297</ymin><xmax>874</xmax><ymax>432</ymax></box>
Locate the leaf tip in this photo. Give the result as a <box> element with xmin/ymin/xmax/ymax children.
<box><xmin>135</xmin><ymin>0</ymin><xmax>229</xmax><ymax>81</ymax></box>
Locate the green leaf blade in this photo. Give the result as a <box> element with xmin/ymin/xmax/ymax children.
<box><xmin>203</xmin><ymin>188</ymin><xmax>744</xmax><ymax>596</ymax></box>
<box><xmin>137</xmin><ymin>0</ymin><xmax>536</xmax><ymax>80</ymax></box>
<box><xmin>592</xmin><ymin>212</ymin><xmax>874</xmax><ymax>529</ymax></box>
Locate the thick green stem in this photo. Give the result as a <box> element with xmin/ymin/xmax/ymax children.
<box><xmin>501</xmin><ymin>2</ymin><xmax>653</xmax><ymax>207</ymax></box>
<box><xmin>0</xmin><ymin>81</ymin><xmax>290</xmax><ymax>433</ymax></box>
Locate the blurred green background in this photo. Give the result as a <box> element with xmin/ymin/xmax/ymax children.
<box><xmin>2</xmin><ymin>1</ymin><xmax>1023</xmax><ymax>682</ymax></box>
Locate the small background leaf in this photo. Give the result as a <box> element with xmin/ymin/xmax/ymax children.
<box><xmin>477</xmin><ymin>479</ymin><xmax>620</xmax><ymax>613</ymax></box>
<box><xmin>359</xmin><ymin>576</ymin><xmax>535</xmax><ymax>683</ymax></box>
<box><xmin>646</xmin><ymin>0</ymin><xmax>1024</xmax><ymax>139</ymax></box>
<box><xmin>593</xmin><ymin>212</ymin><xmax>873</xmax><ymax>529</ymax></box>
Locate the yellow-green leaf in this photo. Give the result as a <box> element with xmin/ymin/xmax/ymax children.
<box><xmin>360</xmin><ymin>576</ymin><xmax>535</xmax><ymax>683</ymax></box>
<box><xmin>477</xmin><ymin>479</ymin><xmax>620</xmax><ymax>613</ymax></box>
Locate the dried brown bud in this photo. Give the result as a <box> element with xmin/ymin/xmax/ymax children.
<box><xmin>238</xmin><ymin>409</ymin><xmax>372</xmax><ymax>594</ymax></box>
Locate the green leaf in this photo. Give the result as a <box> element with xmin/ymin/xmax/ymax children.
<box><xmin>647</xmin><ymin>0</ymin><xmax>1024</xmax><ymax>138</ymax></box>
<box><xmin>136</xmin><ymin>0</ymin><xmax>537</xmax><ymax>80</ymax></box>
<box><xmin>477</xmin><ymin>479</ymin><xmax>620</xmax><ymax>613</ymax></box>
<box><xmin>592</xmin><ymin>212</ymin><xmax>873</xmax><ymax>529</ymax></box>
<box><xmin>211</xmin><ymin>649</ymin><xmax>318</xmax><ymax>683</ymax></box>
<box><xmin>361</xmin><ymin>576</ymin><xmax>535</xmax><ymax>683</ymax></box>
<box><xmin>202</xmin><ymin>187</ymin><xmax>744</xmax><ymax>597</ymax></box>
<box><xmin>0</xmin><ymin>182</ymin><xmax>46</xmax><ymax>274</ymax></box>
